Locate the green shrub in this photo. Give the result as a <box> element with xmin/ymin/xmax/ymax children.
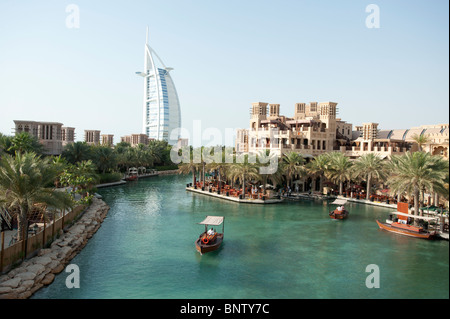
<box><xmin>98</xmin><ymin>172</ymin><xmax>123</xmax><ymax>184</ymax></box>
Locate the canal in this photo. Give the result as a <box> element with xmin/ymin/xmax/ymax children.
<box><xmin>33</xmin><ymin>175</ymin><xmax>449</xmax><ymax>299</ymax></box>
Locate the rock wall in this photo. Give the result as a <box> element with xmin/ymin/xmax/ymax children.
<box><xmin>0</xmin><ymin>197</ymin><xmax>109</xmax><ymax>299</ymax></box>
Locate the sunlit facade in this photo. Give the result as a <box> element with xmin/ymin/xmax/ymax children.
<box><xmin>138</xmin><ymin>29</ymin><xmax>181</xmax><ymax>145</ymax></box>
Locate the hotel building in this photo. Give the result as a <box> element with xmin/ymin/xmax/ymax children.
<box><xmin>101</xmin><ymin>134</ymin><xmax>114</xmax><ymax>147</ymax></box>
<box><xmin>236</xmin><ymin>102</ymin><xmax>449</xmax><ymax>160</ymax></box>
<box><xmin>84</xmin><ymin>130</ymin><xmax>100</xmax><ymax>146</ymax></box>
<box><xmin>13</xmin><ymin>120</ymin><xmax>75</xmax><ymax>155</ymax></box>
<box><xmin>136</xmin><ymin>28</ymin><xmax>181</xmax><ymax>145</ymax></box>
<box><xmin>120</xmin><ymin>133</ymin><xmax>152</xmax><ymax>147</ymax></box>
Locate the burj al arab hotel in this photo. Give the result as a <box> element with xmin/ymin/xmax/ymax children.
<box><xmin>136</xmin><ymin>28</ymin><xmax>181</xmax><ymax>145</ymax></box>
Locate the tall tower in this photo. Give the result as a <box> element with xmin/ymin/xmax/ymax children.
<box><xmin>136</xmin><ymin>27</ymin><xmax>181</xmax><ymax>145</ymax></box>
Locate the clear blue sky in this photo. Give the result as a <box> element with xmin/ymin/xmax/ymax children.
<box><xmin>0</xmin><ymin>0</ymin><xmax>448</xmax><ymax>146</ymax></box>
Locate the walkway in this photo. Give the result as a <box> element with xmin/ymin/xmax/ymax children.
<box><xmin>186</xmin><ymin>187</ymin><xmax>283</xmax><ymax>204</ymax></box>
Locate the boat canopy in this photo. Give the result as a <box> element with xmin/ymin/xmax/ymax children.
<box><xmin>332</xmin><ymin>199</ymin><xmax>347</xmax><ymax>205</ymax></box>
<box><xmin>392</xmin><ymin>211</ymin><xmax>439</xmax><ymax>221</ymax></box>
<box><xmin>198</xmin><ymin>216</ymin><xmax>224</xmax><ymax>226</ymax></box>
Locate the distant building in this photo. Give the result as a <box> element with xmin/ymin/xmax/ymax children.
<box><xmin>62</xmin><ymin>127</ymin><xmax>76</xmax><ymax>147</ymax></box>
<box><xmin>235</xmin><ymin>129</ymin><xmax>248</xmax><ymax>153</ymax></box>
<box><xmin>84</xmin><ymin>130</ymin><xmax>100</xmax><ymax>146</ymax></box>
<box><xmin>176</xmin><ymin>138</ymin><xmax>189</xmax><ymax>149</ymax></box>
<box><xmin>236</xmin><ymin>102</ymin><xmax>449</xmax><ymax>160</ymax></box>
<box><xmin>137</xmin><ymin>28</ymin><xmax>181</xmax><ymax>145</ymax></box>
<box><xmin>101</xmin><ymin>134</ymin><xmax>114</xmax><ymax>146</ymax></box>
<box><xmin>13</xmin><ymin>120</ymin><xmax>74</xmax><ymax>155</ymax></box>
<box><xmin>120</xmin><ymin>133</ymin><xmax>152</xmax><ymax>147</ymax></box>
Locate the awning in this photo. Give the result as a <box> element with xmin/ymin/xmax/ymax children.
<box><xmin>332</xmin><ymin>199</ymin><xmax>347</xmax><ymax>205</ymax></box>
<box><xmin>198</xmin><ymin>216</ymin><xmax>224</xmax><ymax>226</ymax></box>
<box><xmin>391</xmin><ymin>211</ymin><xmax>439</xmax><ymax>221</ymax></box>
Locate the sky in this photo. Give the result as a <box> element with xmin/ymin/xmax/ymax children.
<box><xmin>0</xmin><ymin>0</ymin><xmax>448</xmax><ymax>146</ymax></box>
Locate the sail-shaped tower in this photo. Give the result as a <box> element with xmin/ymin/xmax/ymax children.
<box><xmin>137</xmin><ymin>28</ymin><xmax>181</xmax><ymax>145</ymax></box>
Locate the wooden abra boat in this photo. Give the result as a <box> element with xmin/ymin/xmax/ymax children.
<box><xmin>329</xmin><ymin>199</ymin><xmax>349</xmax><ymax>220</ymax></box>
<box><xmin>376</xmin><ymin>211</ymin><xmax>438</xmax><ymax>239</ymax></box>
<box><xmin>195</xmin><ymin>216</ymin><xmax>224</xmax><ymax>255</ymax></box>
<box><xmin>125</xmin><ymin>167</ymin><xmax>138</xmax><ymax>181</ymax></box>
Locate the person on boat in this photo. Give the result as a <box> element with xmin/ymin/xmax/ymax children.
<box><xmin>337</xmin><ymin>206</ymin><xmax>343</xmax><ymax>211</ymax></box>
<box><xmin>207</xmin><ymin>228</ymin><xmax>215</xmax><ymax>236</ymax></box>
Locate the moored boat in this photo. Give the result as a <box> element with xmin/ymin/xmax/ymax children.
<box><xmin>125</xmin><ymin>167</ymin><xmax>139</xmax><ymax>181</ymax></box>
<box><xmin>376</xmin><ymin>211</ymin><xmax>438</xmax><ymax>239</ymax></box>
<box><xmin>195</xmin><ymin>216</ymin><xmax>224</xmax><ymax>255</ymax></box>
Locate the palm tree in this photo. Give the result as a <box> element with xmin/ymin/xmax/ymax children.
<box><xmin>178</xmin><ymin>161</ymin><xmax>198</xmax><ymax>186</ymax></box>
<box><xmin>256</xmin><ymin>151</ymin><xmax>283</xmax><ymax>195</ymax></box>
<box><xmin>0</xmin><ymin>133</ymin><xmax>13</xmax><ymax>157</ymax></box>
<box><xmin>93</xmin><ymin>145</ymin><xmax>118</xmax><ymax>173</ymax></box>
<box><xmin>307</xmin><ymin>153</ymin><xmax>331</xmax><ymax>194</ymax></box>
<box><xmin>352</xmin><ymin>153</ymin><xmax>388</xmax><ymax>200</ymax></box>
<box><xmin>325</xmin><ymin>152</ymin><xmax>353</xmax><ymax>195</ymax></box>
<box><xmin>280</xmin><ymin>152</ymin><xmax>305</xmax><ymax>188</ymax></box>
<box><xmin>0</xmin><ymin>152</ymin><xmax>73</xmax><ymax>242</ymax></box>
<box><xmin>387</xmin><ymin>152</ymin><xmax>448</xmax><ymax>225</ymax></box>
<box><xmin>229</xmin><ymin>158</ymin><xmax>259</xmax><ymax>198</ymax></box>
<box><xmin>8</xmin><ymin>132</ymin><xmax>43</xmax><ymax>155</ymax></box>
<box><xmin>411</xmin><ymin>133</ymin><xmax>431</xmax><ymax>152</ymax></box>
<box><xmin>62</xmin><ymin>141</ymin><xmax>92</xmax><ymax>164</ymax></box>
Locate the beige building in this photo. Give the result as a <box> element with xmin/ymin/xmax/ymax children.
<box><xmin>236</xmin><ymin>102</ymin><xmax>449</xmax><ymax>160</ymax></box>
<box><xmin>62</xmin><ymin>127</ymin><xmax>75</xmax><ymax>147</ymax></box>
<box><xmin>101</xmin><ymin>134</ymin><xmax>114</xmax><ymax>147</ymax></box>
<box><xmin>13</xmin><ymin>120</ymin><xmax>75</xmax><ymax>155</ymax></box>
<box><xmin>120</xmin><ymin>133</ymin><xmax>152</xmax><ymax>147</ymax></box>
<box><xmin>240</xmin><ymin>101</ymin><xmax>340</xmax><ymax>157</ymax></box>
<box><xmin>84</xmin><ymin>130</ymin><xmax>101</xmax><ymax>146</ymax></box>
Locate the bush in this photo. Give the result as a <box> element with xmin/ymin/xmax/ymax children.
<box><xmin>98</xmin><ymin>172</ymin><xmax>123</xmax><ymax>184</ymax></box>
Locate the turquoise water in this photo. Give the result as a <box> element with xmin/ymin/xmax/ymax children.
<box><xmin>33</xmin><ymin>175</ymin><xmax>449</xmax><ymax>299</ymax></box>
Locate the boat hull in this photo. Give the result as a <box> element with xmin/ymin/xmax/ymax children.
<box><xmin>195</xmin><ymin>234</ymin><xmax>223</xmax><ymax>254</ymax></box>
<box><xmin>376</xmin><ymin>220</ymin><xmax>435</xmax><ymax>239</ymax></box>
<box><xmin>329</xmin><ymin>210</ymin><xmax>349</xmax><ymax>220</ymax></box>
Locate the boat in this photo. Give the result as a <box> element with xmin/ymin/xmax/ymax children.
<box><xmin>376</xmin><ymin>211</ymin><xmax>438</xmax><ymax>239</ymax></box>
<box><xmin>125</xmin><ymin>167</ymin><xmax>138</xmax><ymax>181</ymax></box>
<box><xmin>329</xmin><ymin>199</ymin><xmax>349</xmax><ymax>220</ymax></box>
<box><xmin>195</xmin><ymin>215</ymin><xmax>224</xmax><ymax>255</ymax></box>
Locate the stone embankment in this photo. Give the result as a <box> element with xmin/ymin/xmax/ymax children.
<box><xmin>0</xmin><ymin>197</ymin><xmax>109</xmax><ymax>299</ymax></box>
<box><xmin>156</xmin><ymin>169</ymin><xmax>178</xmax><ymax>175</ymax></box>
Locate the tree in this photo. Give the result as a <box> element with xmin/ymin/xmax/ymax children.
<box><xmin>62</xmin><ymin>141</ymin><xmax>92</xmax><ymax>164</ymax></box>
<box><xmin>178</xmin><ymin>161</ymin><xmax>198</xmax><ymax>186</ymax></box>
<box><xmin>92</xmin><ymin>145</ymin><xmax>118</xmax><ymax>173</ymax></box>
<box><xmin>280</xmin><ymin>152</ymin><xmax>305</xmax><ymax>188</ymax></box>
<box><xmin>0</xmin><ymin>133</ymin><xmax>13</xmax><ymax>157</ymax></box>
<box><xmin>387</xmin><ymin>152</ymin><xmax>448</xmax><ymax>225</ymax></box>
<box><xmin>307</xmin><ymin>153</ymin><xmax>331</xmax><ymax>194</ymax></box>
<box><xmin>411</xmin><ymin>133</ymin><xmax>431</xmax><ymax>152</ymax></box>
<box><xmin>8</xmin><ymin>132</ymin><xmax>43</xmax><ymax>155</ymax></box>
<box><xmin>0</xmin><ymin>152</ymin><xmax>73</xmax><ymax>242</ymax></box>
<box><xmin>256</xmin><ymin>151</ymin><xmax>283</xmax><ymax>195</ymax></box>
<box><xmin>59</xmin><ymin>160</ymin><xmax>99</xmax><ymax>198</ymax></box>
<box><xmin>352</xmin><ymin>153</ymin><xmax>388</xmax><ymax>200</ymax></box>
<box><xmin>325</xmin><ymin>152</ymin><xmax>353</xmax><ymax>195</ymax></box>
<box><xmin>229</xmin><ymin>157</ymin><xmax>259</xmax><ymax>198</ymax></box>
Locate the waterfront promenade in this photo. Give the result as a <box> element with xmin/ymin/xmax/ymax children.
<box><xmin>186</xmin><ymin>186</ymin><xmax>283</xmax><ymax>204</ymax></box>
